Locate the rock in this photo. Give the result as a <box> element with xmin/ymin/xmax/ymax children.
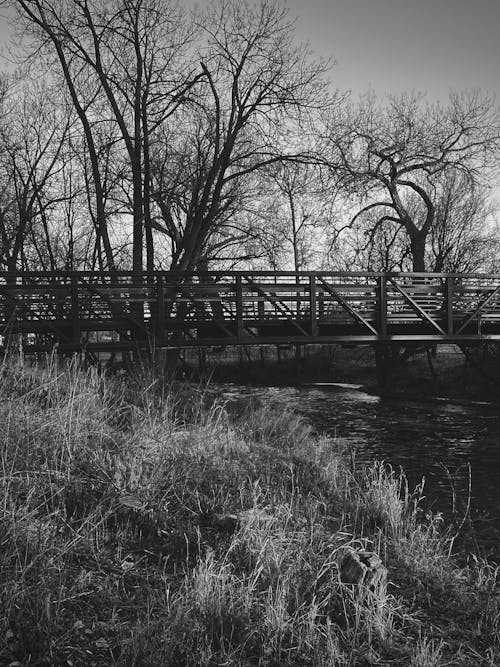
<box><xmin>237</xmin><ymin>508</ymin><xmax>274</xmax><ymax>526</ymax></box>
<box><xmin>212</xmin><ymin>513</ymin><xmax>239</xmax><ymax>532</ymax></box>
<box><xmin>118</xmin><ymin>493</ymin><xmax>147</xmax><ymax>510</ymax></box>
<box><xmin>209</xmin><ymin>508</ymin><xmax>274</xmax><ymax>533</ymax></box>
<box><xmin>340</xmin><ymin>549</ymin><xmax>387</xmax><ymax>590</ymax></box>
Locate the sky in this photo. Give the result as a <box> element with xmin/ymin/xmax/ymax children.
<box><xmin>0</xmin><ymin>0</ymin><xmax>498</xmax><ymax>101</ymax></box>
<box><xmin>286</xmin><ymin>0</ymin><xmax>500</xmax><ymax>100</ymax></box>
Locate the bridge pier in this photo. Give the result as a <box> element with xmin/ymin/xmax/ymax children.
<box><xmin>374</xmin><ymin>343</ymin><xmax>397</xmax><ymax>390</ymax></box>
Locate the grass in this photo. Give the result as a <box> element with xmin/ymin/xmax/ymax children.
<box><xmin>0</xmin><ymin>354</ymin><xmax>499</xmax><ymax>665</ymax></box>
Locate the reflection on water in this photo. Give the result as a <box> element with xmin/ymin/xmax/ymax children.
<box><xmin>216</xmin><ymin>383</ymin><xmax>500</xmax><ymax>559</ymax></box>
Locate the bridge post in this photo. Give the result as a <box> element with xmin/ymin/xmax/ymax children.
<box><xmin>156</xmin><ymin>274</ymin><xmax>165</xmax><ymax>344</ymax></box>
<box><xmin>236</xmin><ymin>275</ymin><xmax>243</xmax><ymax>339</ymax></box>
<box><xmin>309</xmin><ymin>275</ymin><xmax>318</xmax><ymax>337</ymax></box>
<box><xmin>70</xmin><ymin>274</ymin><xmax>81</xmax><ymax>349</ymax></box>
<box><xmin>445</xmin><ymin>276</ymin><xmax>454</xmax><ymax>336</ymax></box>
<box><xmin>375</xmin><ymin>276</ymin><xmax>389</xmax><ymax>389</ymax></box>
<box><xmin>377</xmin><ymin>275</ymin><xmax>387</xmax><ymax>337</ymax></box>
<box><xmin>4</xmin><ymin>273</ymin><xmax>19</xmax><ymax>353</ymax></box>
<box><xmin>258</xmin><ymin>298</ymin><xmax>265</xmax><ymax>320</ymax></box>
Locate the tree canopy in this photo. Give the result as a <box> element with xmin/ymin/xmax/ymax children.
<box><xmin>0</xmin><ymin>1</ymin><xmax>498</xmax><ymax>275</ymax></box>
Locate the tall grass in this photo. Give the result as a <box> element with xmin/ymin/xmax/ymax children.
<box><xmin>0</xmin><ymin>355</ymin><xmax>499</xmax><ymax>665</ymax></box>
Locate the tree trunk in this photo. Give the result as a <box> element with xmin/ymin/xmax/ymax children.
<box><xmin>410</xmin><ymin>233</ymin><xmax>427</xmax><ymax>272</ymax></box>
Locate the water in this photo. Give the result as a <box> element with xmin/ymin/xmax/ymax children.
<box><xmin>215</xmin><ymin>383</ymin><xmax>500</xmax><ymax>559</ymax></box>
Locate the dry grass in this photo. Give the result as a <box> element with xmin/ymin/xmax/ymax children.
<box><xmin>0</xmin><ymin>354</ymin><xmax>499</xmax><ymax>665</ymax></box>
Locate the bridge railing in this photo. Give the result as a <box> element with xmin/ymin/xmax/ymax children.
<box><xmin>1</xmin><ymin>271</ymin><xmax>500</xmax><ymax>351</ymax></box>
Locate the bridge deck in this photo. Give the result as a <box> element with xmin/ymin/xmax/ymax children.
<box><xmin>2</xmin><ymin>271</ymin><xmax>500</xmax><ymax>352</ymax></box>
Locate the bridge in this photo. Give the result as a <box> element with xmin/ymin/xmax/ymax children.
<box><xmin>1</xmin><ymin>270</ymin><xmax>500</xmax><ymax>354</ymax></box>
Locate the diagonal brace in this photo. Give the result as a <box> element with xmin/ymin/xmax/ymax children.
<box><xmin>79</xmin><ymin>279</ymin><xmax>148</xmax><ymax>337</ymax></box>
<box><xmin>389</xmin><ymin>278</ymin><xmax>446</xmax><ymax>335</ymax></box>
<box><xmin>244</xmin><ymin>276</ymin><xmax>309</xmax><ymax>336</ymax></box>
<box><xmin>175</xmin><ymin>283</ymin><xmax>236</xmax><ymax>339</ymax></box>
<box><xmin>318</xmin><ymin>277</ymin><xmax>379</xmax><ymax>335</ymax></box>
<box><xmin>455</xmin><ymin>284</ymin><xmax>500</xmax><ymax>335</ymax></box>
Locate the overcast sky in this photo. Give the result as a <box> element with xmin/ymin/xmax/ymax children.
<box><xmin>286</xmin><ymin>0</ymin><xmax>500</xmax><ymax>100</ymax></box>
<box><xmin>0</xmin><ymin>0</ymin><xmax>498</xmax><ymax>101</ymax></box>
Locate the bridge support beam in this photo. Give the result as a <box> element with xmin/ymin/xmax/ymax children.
<box><xmin>374</xmin><ymin>342</ymin><xmax>396</xmax><ymax>391</ymax></box>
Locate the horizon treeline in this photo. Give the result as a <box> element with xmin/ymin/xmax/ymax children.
<box><xmin>0</xmin><ymin>0</ymin><xmax>500</xmax><ymax>276</ymax></box>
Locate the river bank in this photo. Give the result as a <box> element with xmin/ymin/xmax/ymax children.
<box><xmin>1</xmin><ymin>358</ymin><xmax>499</xmax><ymax>665</ymax></box>
<box><xmin>183</xmin><ymin>343</ymin><xmax>500</xmax><ymax>403</ymax></box>
<box><xmin>212</xmin><ymin>381</ymin><xmax>500</xmax><ymax>563</ymax></box>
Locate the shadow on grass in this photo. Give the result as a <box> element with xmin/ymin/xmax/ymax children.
<box><xmin>0</xmin><ymin>354</ymin><xmax>499</xmax><ymax>665</ymax></box>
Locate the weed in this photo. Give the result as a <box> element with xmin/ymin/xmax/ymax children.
<box><xmin>0</xmin><ymin>357</ymin><xmax>497</xmax><ymax>665</ymax></box>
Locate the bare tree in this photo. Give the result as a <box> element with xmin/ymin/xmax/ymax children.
<box><xmin>327</xmin><ymin>91</ymin><xmax>500</xmax><ymax>271</ymax></box>
<box><xmin>427</xmin><ymin>171</ymin><xmax>499</xmax><ymax>273</ymax></box>
<box><xmin>149</xmin><ymin>0</ymin><xmax>332</xmax><ymax>272</ymax></box>
<box><xmin>329</xmin><ymin>174</ymin><xmax>499</xmax><ymax>274</ymax></box>
<box><xmin>9</xmin><ymin>0</ymin><xmax>201</xmax><ymax>274</ymax></box>
<box><xmin>0</xmin><ymin>79</ymin><xmax>71</xmax><ymax>273</ymax></box>
<box><xmin>6</xmin><ymin>0</ymin><xmax>333</xmax><ymax>276</ymax></box>
<box><xmin>329</xmin><ymin>212</ymin><xmax>412</xmax><ymax>273</ymax></box>
<box><xmin>266</xmin><ymin>162</ymin><xmax>337</xmax><ymax>271</ymax></box>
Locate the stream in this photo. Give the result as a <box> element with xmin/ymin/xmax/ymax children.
<box><xmin>215</xmin><ymin>382</ymin><xmax>500</xmax><ymax>560</ymax></box>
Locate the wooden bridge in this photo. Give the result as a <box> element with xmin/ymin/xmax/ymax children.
<box><xmin>2</xmin><ymin>270</ymin><xmax>500</xmax><ymax>354</ymax></box>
